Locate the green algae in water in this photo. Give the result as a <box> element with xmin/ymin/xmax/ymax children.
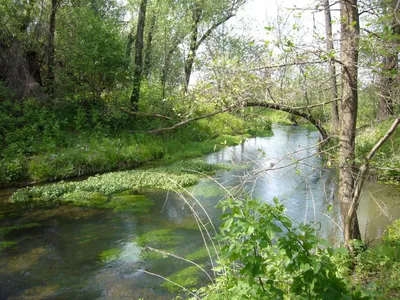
<box><xmin>99</xmin><ymin>248</ymin><xmax>122</xmax><ymax>263</ymax></box>
<box><xmin>59</xmin><ymin>189</ymin><xmax>154</xmax><ymax>213</ymax></box>
<box><xmin>186</xmin><ymin>247</ymin><xmax>212</xmax><ymax>262</ymax></box>
<box><xmin>106</xmin><ymin>194</ymin><xmax>154</xmax><ymax>213</ymax></box>
<box><xmin>0</xmin><ymin>240</ymin><xmax>18</xmax><ymax>253</ymax></box>
<box><xmin>0</xmin><ymin>222</ymin><xmax>40</xmax><ymax>236</ymax></box>
<box><xmin>60</xmin><ymin>191</ymin><xmax>108</xmax><ymax>206</ymax></box>
<box><xmin>193</xmin><ymin>185</ymin><xmax>228</xmax><ymax>199</ymax></box>
<box><xmin>162</xmin><ymin>265</ymin><xmax>205</xmax><ymax>292</ymax></box>
<box><xmin>136</xmin><ymin>229</ymin><xmax>184</xmax><ymax>248</ymax></box>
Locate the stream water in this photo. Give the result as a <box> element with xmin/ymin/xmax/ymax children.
<box><xmin>0</xmin><ymin>124</ymin><xmax>399</xmax><ymax>299</ymax></box>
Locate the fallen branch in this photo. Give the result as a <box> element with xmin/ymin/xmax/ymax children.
<box><xmin>132</xmin><ymin>105</ymin><xmax>237</xmax><ymax>134</ymax></box>
<box><xmin>245</xmin><ymin>101</ymin><xmax>329</xmax><ymax>141</ymax></box>
<box><xmin>129</xmin><ymin>98</ymin><xmax>330</xmax><ymax>142</ymax></box>
<box><xmin>119</xmin><ymin>106</ymin><xmax>175</xmax><ymax>120</ymax></box>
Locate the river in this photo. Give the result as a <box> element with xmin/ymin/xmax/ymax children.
<box><xmin>0</xmin><ymin>124</ymin><xmax>399</xmax><ymax>299</ymax></box>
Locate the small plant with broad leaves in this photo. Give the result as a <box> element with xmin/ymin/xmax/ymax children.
<box><xmin>194</xmin><ymin>197</ymin><xmax>365</xmax><ymax>299</ymax></box>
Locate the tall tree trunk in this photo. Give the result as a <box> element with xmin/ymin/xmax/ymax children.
<box><xmin>184</xmin><ymin>2</ymin><xmax>202</xmax><ymax>93</ymax></box>
<box><xmin>323</xmin><ymin>0</ymin><xmax>340</xmax><ymax>134</ymax></box>
<box><xmin>47</xmin><ymin>0</ymin><xmax>58</xmax><ymax>94</ymax></box>
<box><xmin>339</xmin><ymin>0</ymin><xmax>361</xmax><ymax>246</ymax></box>
<box><xmin>143</xmin><ymin>14</ymin><xmax>157</xmax><ymax>79</ymax></box>
<box><xmin>161</xmin><ymin>47</ymin><xmax>174</xmax><ymax>99</ymax></box>
<box><xmin>126</xmin><ymin>30</ymin><xmax>135</xmax><ymax>58</ymax></box>
<box><xmin>130</xmin><ymin>0</ymin><xmax>148</xmax><ymax>111</ymax></box>
<box><xmin>377</xmin><ymin>22</ymin><xmax>400</xmax><ymax>121</ymax></box>
<box><xmin>183</xmin><ymin>2</ymin><xmax>237</xmax><ymax>93</ymax></box>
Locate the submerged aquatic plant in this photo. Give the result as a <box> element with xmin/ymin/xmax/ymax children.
<box><xmin>11</xmin><ymin>159</ymin><xmax>231</xmax><ymax>206</ymax></box>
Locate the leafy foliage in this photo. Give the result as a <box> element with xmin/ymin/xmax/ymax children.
<box><xmin>350</xmin><ymin>220</ymin><xmax>400</xmax><ymax>299</ymax></box>
<box><xmin>196</xmin><ymin>197</ymin><xmax>356</xmax><ymax>299</ymax></box>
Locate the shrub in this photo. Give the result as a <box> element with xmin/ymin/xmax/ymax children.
<box><xmin>195</xmin><ymin>197</ymin><xmax>354</xmax><ymax>299</ymax></box>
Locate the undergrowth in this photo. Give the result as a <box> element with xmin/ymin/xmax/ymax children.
<box><xmin>356</xmin><ymin>119</ymin><xmax>400</xmax><ymax>183</ymax></box>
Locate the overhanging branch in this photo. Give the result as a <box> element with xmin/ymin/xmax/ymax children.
<box><xmin>132</xmin><ymin>100</ymin><xmax>330</xmax><ymax>142</ymax></box>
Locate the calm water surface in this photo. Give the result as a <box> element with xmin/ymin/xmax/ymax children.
<box><xmin>0</xmin><ymin>124</ymin><xmax>399</xmax><ymax>299</ymax></box>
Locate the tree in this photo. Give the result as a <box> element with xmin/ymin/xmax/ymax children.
<box><xmin>183</xmin><ymin>0</ymin><xmax>245</xmax><ymax>92</ymax></box>
<box><xmin>377</xmin><ymin>0</ymin><xmax>400</xmax><ymax>121</ymax></box>
<box><xmin>130</xmin><ymin>0</ymin><xmax>148</xmax><ymax>111</ymax></box>
<box><xmin>338</xmin><ymin>0</ymin><xmax>361</xmax><ymax>244</ymax></box>
<box><xmin>47</xmin><ymin>0</ymin><xmax>60</xmax><ymax>94</ymax></box>
<box><xmin>323</xmin><ymin>0</ymin><xmax>340</xmax><ymax>133</ymax></box>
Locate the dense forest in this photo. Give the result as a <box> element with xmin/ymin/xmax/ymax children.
<box><xmin>0</xmin><ymin>0</ymin><xmax>400</xmax><ymax>298</ymax></box>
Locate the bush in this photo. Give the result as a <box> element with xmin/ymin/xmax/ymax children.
<box><xmin>196</xmin><ymin>197</ymin><xmax>354</xmax><ymax>299</ymax></box>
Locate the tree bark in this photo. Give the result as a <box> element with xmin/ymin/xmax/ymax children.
<box><xmin>377</xmin><ymin>22</ymin><xmax>400</xmax><ymax>121</ymax></box>
<box><xmin>184</xmin><ymin>2</ymin><xmax>238</xmax><ymax>93</ymax></box>
<box><xmin>184</xmin><ymin>2</ymin><xmax>202</xmax><ymax>93</ymax></box>
<box><xmin>47</xmin><ymin>0</ymin><xmax>58</xmax><ymax>94</ymax></box>
<box><xmin>339</xmin><ymin>0</ymin><xmax>361</xmax><ymax>246</ymax></box>
<box><xmin>130</xmin><ymin>0</ymin><xmax>148</xmax><ymax>111</ymax></box>
<box><xmin>126</xmin><ymin>30</ymin><xmax>135</xmax><ymax>58</ymax></box>
<box><xmin>323</xmin><ymin>0</ymin><xmax>340</xmax><ymax>134</ymax></box>
<box><xmin>161</xmin><ymin>47</ymin><xmax>174</xmax><ymax>99</ymax></box>
<box><xmin>143</xmin><ymin>13</ymin><xmax>157</xmax><ymax>79</ymax></box>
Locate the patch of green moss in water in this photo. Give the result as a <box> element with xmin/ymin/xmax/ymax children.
<box><xmin>186</xmin><ymin>247</ymin><xmax>211</xmax><ymax>262</ymax></box>
<box><xmin>0</xmin><ymin>240</ymin><xmax>18</xmax><ymax>253</ymax></box>
<box><xmin>193</xmin><ymin>185</ymin><xmax>228</xmax><ymax>199</ymax></box>
<box><xmin>106</xmin><ymin>194</ymin><xmax>154</xmax><ymax>213</ymax></box>
<box><xmin>99</xmin><ymin>248</ymin><xmax>122</xmax><ymax>263</ymax></box>
<box><xmin>136</xmin><ymin>229</ymin><xmax>184</xmax><ymax>248</ymax></box>
<box><xmin>162</xmin><ymin>265</ymin><xmax>205</xmax><ymax>292</ymax></box>
<box><xmin>60</xmin><ymin>191</ymin><xmax>108</xmax><ymax>207</ymax></box>
<box><xmin>11</xmin><ymin>159</ymin><xmax>232</xmax><ymax>205</ymax></box>
<box><xmin>0</xmin><ymin>222</ymin><xmax>40</xmax><ymax>236</ymax></box>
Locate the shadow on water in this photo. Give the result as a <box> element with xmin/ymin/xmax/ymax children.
<box><xmin>0</xmin><ymin>124</ymin><xmax>399</xmax><ymax>298</ymax></box>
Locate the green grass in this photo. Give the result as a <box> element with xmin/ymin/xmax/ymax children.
<box><xmin>349</xmin><ymin>219</ymin><xmax>400</xmax><ymax>299</ymax></box>
<box><xmin>1</xmin><ymin>129</ymin><xmax>247</xmax><ymax>186</ymax></box>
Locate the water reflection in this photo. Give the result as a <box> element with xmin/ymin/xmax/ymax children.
<box><xmin>206</xmin><ymin>124</ymin><xmax>400</xmax><ymax>244</ymax></box>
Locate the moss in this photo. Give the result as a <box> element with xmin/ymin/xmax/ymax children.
<box><xmin>77</xmin><ymin>236</ymin><xmax>98</xmax><ymax>245</ymax></box>
<box><xmin>60</xmin><ymin>191</ymin><xmax>108</xmax><ymax>206</ymax></box>
<box><xmin>136</xmin><ymin>229</ymin><xmax>184</xmax><ymax>248</ymax></box>
<box><xmin>161</xmin><ymin>265</ymin><xmax>205</xmax><ymax>292</ymax></box>
<box><xmin>186</xmin><ymin>247</ymin><xmax>211</xmax><ymax>261</ymax></box>
<box><xmin>0</xmin><ymin>240</ymin><xmax>18</xmax><ymax>253</ymax></box>
<box><xmin>99</xmin><ymin>248</ymin><xmax>122</xmax><ymax>263</ymax></box>
<box><xmin>20</xmin><ymin>284</ymin><xmax>60</xmax><ymax>299</ymax></box>
<box><xmin>0</xmin><ymin>247</ymin><xmax>47</xmax><ymax>273</ymax></box>
<box><xmin>0</xmin><ymin>222</ymin><xmax>40</xmax><ymax>236</ymax></box>
<box><xmin>106</xmin><ymin>194</ymin><xmax>154</xmax><ymax>213</ymax></box>
<box><xmin>193</xmin><ymin>185</ymin><xmax>228</xmax><ymax>199</ymax></box>
<box><xmin>140</xmin><ymin>247</ymin><xmax>175</xmax><ymax>261</ymax></box>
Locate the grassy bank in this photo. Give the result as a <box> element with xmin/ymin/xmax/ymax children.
<box><xmin>0</xmin><ymin>98</ymin><xmax>271</xmax><ymax>187</ymax></box>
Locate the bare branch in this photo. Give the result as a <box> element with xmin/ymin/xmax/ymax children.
<box><xmin>119</xmin><ymin>107</ymin><xmax>175</xmax><ymax>120</ymax></box>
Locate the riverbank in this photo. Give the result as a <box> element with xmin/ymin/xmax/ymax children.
<box><xmin>0</xmin><ymin>109</ymin><xmax>272</xmax><ymax>188</ymax></box>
